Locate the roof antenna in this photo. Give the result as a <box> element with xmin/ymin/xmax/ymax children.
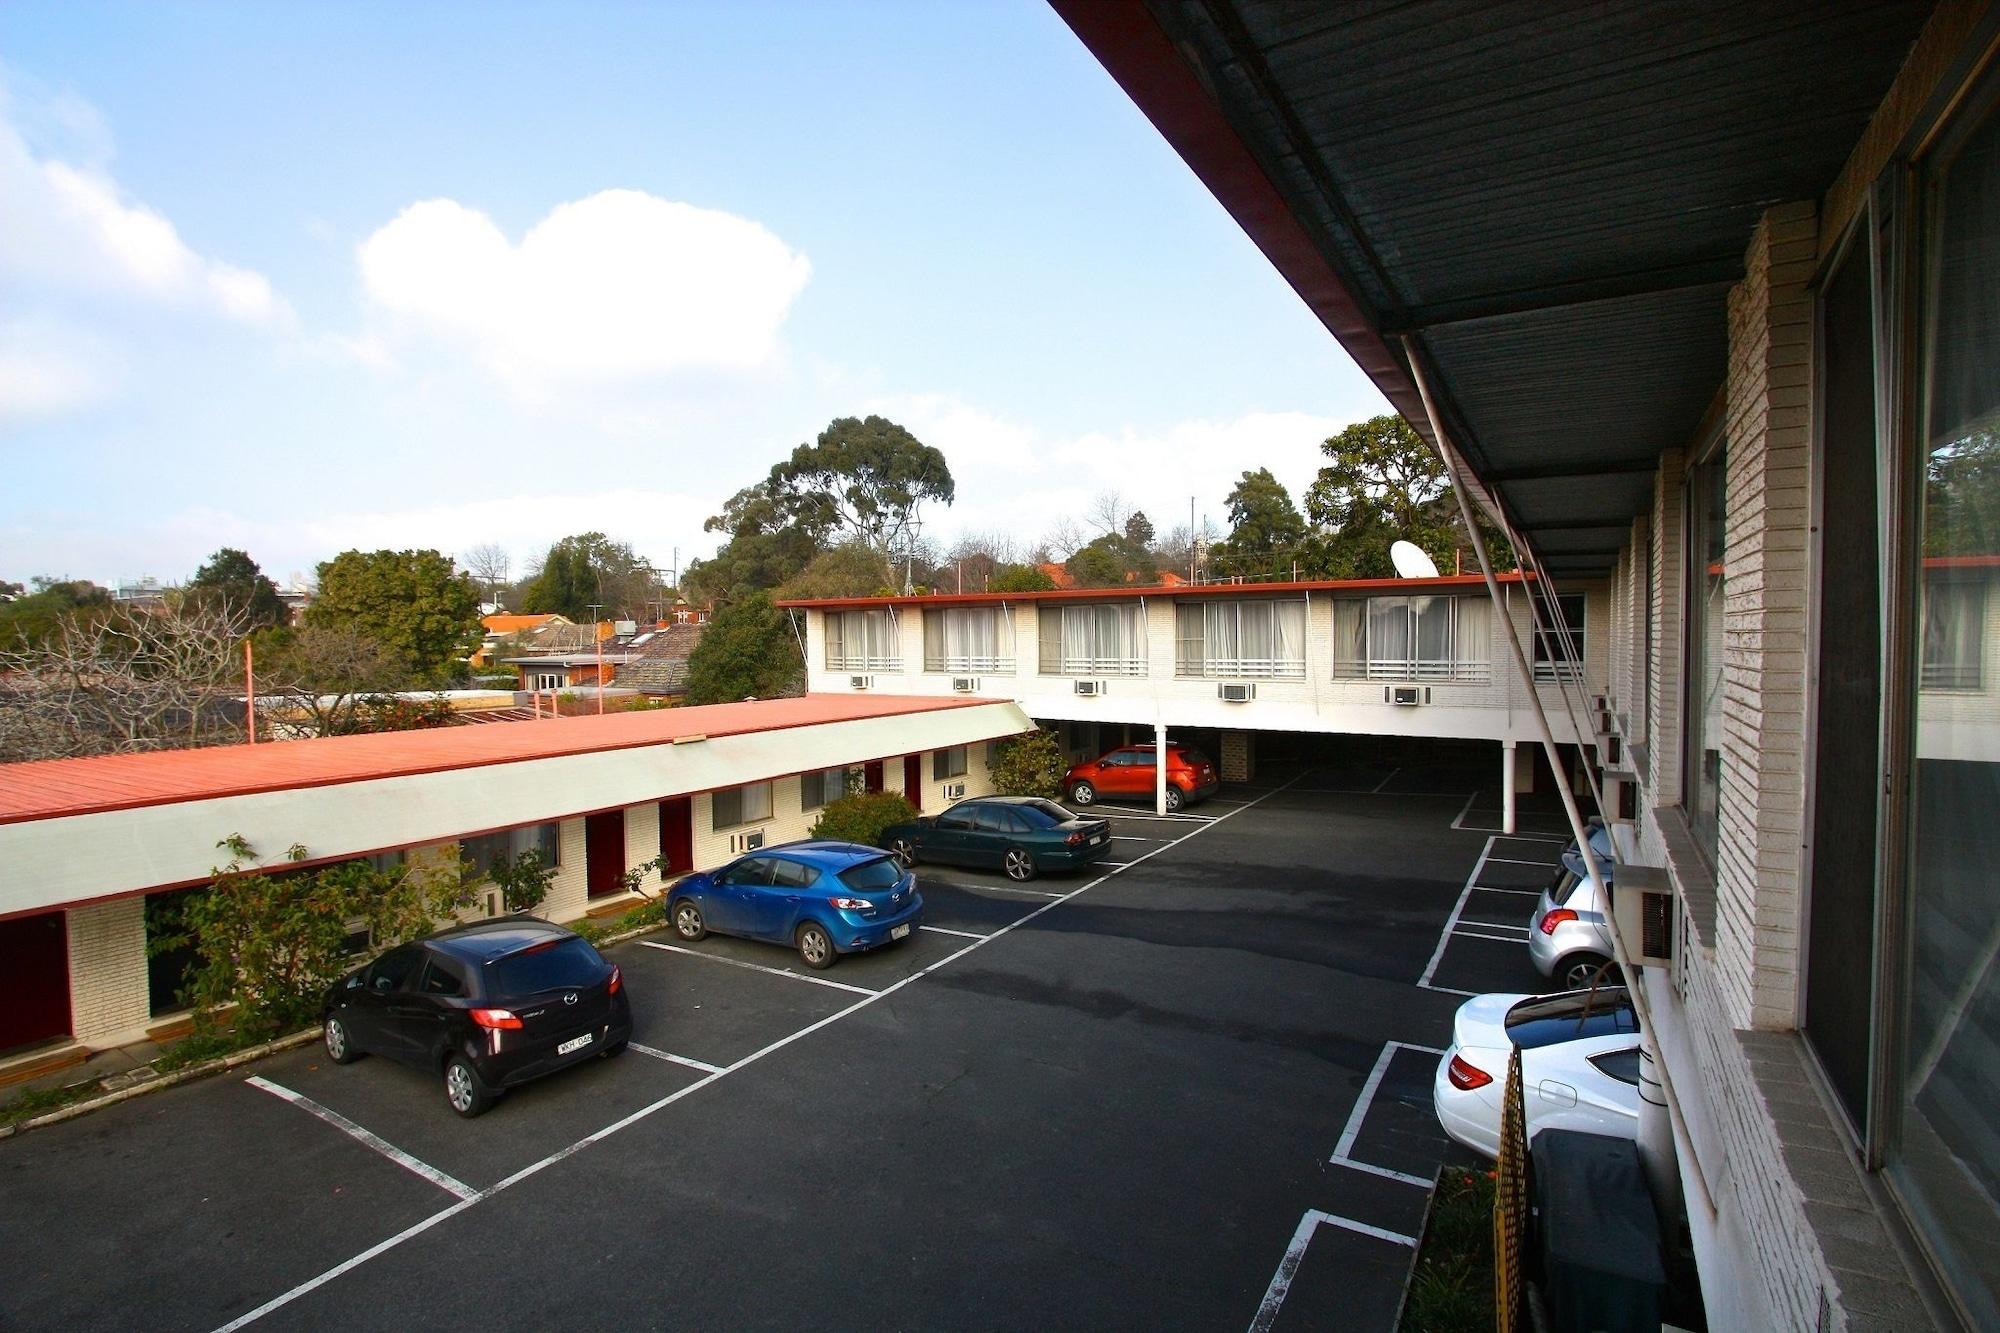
<box><xmin>1390</xmin><ymin>540</ymin><xmax>1440</xmax><ymax>579</ymax></box>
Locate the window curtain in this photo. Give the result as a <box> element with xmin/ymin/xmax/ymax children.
<box><xmin>1056</xmin><ymin>604</ymin><xmax>1145</xmax><ymax>673</ymax></box>
<box><xmin>830</xmin><ymin>610</ymin><xmax>898</xmax><ymax>668</ymax></box>
<box><xmin>1200</xmin><ymin>600</ymin><xmax>1305</xmax><ymax>677</ymax></box>
<box><xmin>1923</xmin><ymin>579</ymin><xmax>1985</xmax><ymax>689</ymax></box>
<box><xmin>1333</xmin><ymin>601</ymin><xmax>1366</xmax><ymax>676</ymax></box>
<box><xmin>927</xmin><ymin>607</ymin><xmax>1013</xmax><ymax>670</ymax></box>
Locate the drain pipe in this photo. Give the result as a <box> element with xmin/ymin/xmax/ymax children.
<box><xmin>1402</xmin><ymin>341</ymin><xmax>1683</xmax><ymax>1214</ymax></box>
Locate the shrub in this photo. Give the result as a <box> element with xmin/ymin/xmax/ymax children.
<box><xmin>487</xmin><ymin>848</ymin><xmax>555</xmax><ymax>914</ymax></box>
<box><xmin>808</xmin><ymin>792</ymin><xmax>919</xmax><ymax>848</ymax></box>
<box><xmin>990</xmin><ymin>728</ymin><xmax>1068</xmax><ymax>799</ymax></box>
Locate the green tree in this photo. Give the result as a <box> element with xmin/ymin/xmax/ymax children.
<box><xmin>808</xmin><ymin>791</ymin><xmax>918</xmax><ymax>848</ymax></box>
<box><xmin>1066</xmin><ymin>533</ymin><xmax>1155</xmax><ymax>588</ymax></box>
<box><xmin>988</xmin><ymin>564</ymin><xmax>1058</xmax><ymax>593</ymax></box>
<box><xmin>521</xmin><ymin>532</ymin><xmax>654</xmax><ymax>621</ymax></box>
<box><xmin>1209</xmin><ymin>468</ymin><xmax>1307</xmax><ymax>579</ymax></box>
<box><xmin>1124</xmin><ymin>510</ymin><xmax>1156</xmax><ymax>549</ymax></box>
<box><xmin>1925</xmin><ymin>429</ymin><xmax>2000</xmax><ymax>556</ymax></box>
<box><xmin>187</xmin><ymin>548</ymin><xmax>289</xmax><ymax>630</ymax></box>
<box><xmin>685</xmin><ymin>483</ymin><xmax>832</xmax><ymax>607</ymax></box>
<box><xmin>990</xmin><ymin>729</ymin><xmax>1067</xmax><ymax>799</ymax></box>
<box><xmin>0</xmin><ymin>578</ymin><xmax>112</xmax><ymax>648</ymax></box>
<box><xmin>681</xmin><ymin>592</ymin><xmax>803</xmax><ymax>704</ymax></box>
<box><xmin>306</xmin><ymin>549</ymin><xmax>481</xmax><ymax>683</ymax></box>
<box><xmin>775</xmin><ymin>539</ymin><xmax>896</xmax><ymax>600</ymax></box>
<box><xmin>1303</xmin><ymin>414</ymin><xmax>1513</xmax><ymax>577</ymax></box>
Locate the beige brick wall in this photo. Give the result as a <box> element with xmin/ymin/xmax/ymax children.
<box><xmin>1650</xmin><ymin>448</ymin><xmax>1687</xmax><ymax>803</ymax></box>
<box><xmin>1717</xmin><ymin>201</ymin><xmax>1817</xmax><ymax>1032</ymax></box>
<box><xmin>67</xmin><ymin>897</ymin><xmax>149</xmax><ymax>1046</ymax></box>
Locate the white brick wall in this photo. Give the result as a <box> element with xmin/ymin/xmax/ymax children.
<box><xmin>66</xmin><ymin>898</ymin><xmax>149</xmax><ymax>1045</ymax></box>
<box><xmin>1650</xmin><ymin>447</ymin><xmax>1687</xmax><ymax>803</ymax></box>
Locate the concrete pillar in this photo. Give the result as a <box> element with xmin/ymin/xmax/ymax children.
<box><xmin>1220</xmin><ymin>731</ymin><xmax>1255</xmax><ymax>783</ymax></box>
<box><xmin>1502</xmin><ymin>740</ymin><xmax>1518</xmax><ymax>835</ymax></box>
<box><xmin>1155</xmin><ymin>722</ymin><xmax>1169</xmax><ymax>815</ymax></box>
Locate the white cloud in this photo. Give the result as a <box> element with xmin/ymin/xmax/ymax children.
<box><xmin>0</xmin><ymin>321</ymin><xmax>105</xmax><ymax>425</ymax></box>
<box><xmin>357</xmin><ymin>190</ymin><xmax>811</xmax><ymax>389</ymax></box>
<box><xmin>0</xmin><ymin>85</ymin><xmax>293</xmax><ymax>329</ymax></box>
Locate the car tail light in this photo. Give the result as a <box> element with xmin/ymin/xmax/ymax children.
<box><xmin>827</xmin><ymin>896</ymin><xmax>872</xmax><ymax>911</ymax></box>
<box><xmin>607</xmin><ymin>965</ymin><xmax>622</xmax><ymax>995</ymax></box>
<box><xmin>470</xmin><ymin>1008</ymin><xmax>523</xmax><ymax>1030</ymax></box>
<box><xmin>1066</xmin><ymin>830</ymin><xmax>1086</xmax><ymax>845</ymax></box>
<box><xmin>1539</xmin><ymin>908</ymin><xmax>1578</xmax><ymax>935</ymax></box>
<box><xmin>1447</xmin><ymin>1054</ymin><xmax>1492</xmax><ymax>1091</ymax></box>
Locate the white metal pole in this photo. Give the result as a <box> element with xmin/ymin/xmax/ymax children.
<box><xmin>1502</xmin><ymin>740</ymin><xmax>1517</xmax><ymax>834</ymax></box>
<box><xmin>1154</xmin><ymin>721</ymin><xmax>1169</xmax><ymax>815</ymax></box>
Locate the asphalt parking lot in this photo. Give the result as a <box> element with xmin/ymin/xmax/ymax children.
<box><xmin>0</xmin><ymin>755</ymin><xmax>1569</xmax><ymax>1331</ymax></box>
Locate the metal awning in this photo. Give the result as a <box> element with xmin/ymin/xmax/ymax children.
<box><xmin>1052</xmin><ymin>0</ymin><xmax>1935</xmax><ymax>572</ymax></box>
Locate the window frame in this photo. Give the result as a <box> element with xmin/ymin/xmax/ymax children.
<box><xmin>824</xmin><ymin>607</ymin><xmax>901</xmax><ymax>672</ymax></box>
<box><xmin>931</xmin><ymin>745</ymin><xmax>968</xmax><ymax>781</ymax></box>
<box><xmin>712</xmin><ymin>781</ymin><xmax>775</xmax><ymax>830</ymax></box>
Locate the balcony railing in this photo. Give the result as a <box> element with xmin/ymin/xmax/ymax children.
<box><xmin>1921</xmin><ymin>662</ymin><xmax>1983</xmax><ymax>691</ymax></box>
<box><xmin>1041</xmin><ymin>655</ymin><xmax>1148</xmax><ymax>677</ymax></box>
<box><xmin>1176</xmin><ymin>657</ymin><xmax>1306</xmax><ymax>681</ymax></box>
<box><xmin>827</xmin><ymin>654</ymin><xmax>902</xmax><ymax>673</ymax></box>
<box><xmin>1334</xmin><ymin>658</ymin><xmax>1493</xmax><ymax>683</ymax></box>
<box><xmin>924</xmin><ymin>654</ymin><xmax>1016</xmax><ymax>674</ymax></box>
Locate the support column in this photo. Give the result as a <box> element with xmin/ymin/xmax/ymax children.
<box><xmin>1154</xmin><ymin>722</ymin><xmax>1169</xmax><ymax>815</ymax></box>
<box><xmin>1501</xmin><ymin>740</ymin><xmax>1518</xmax><ymax>835</ymax></box>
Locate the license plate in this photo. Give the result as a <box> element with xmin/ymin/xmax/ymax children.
<box><xmin>1091</xmin><ymin>833</ymin><xmax>1106</xmax><ymax>844</ymax></box>
<box><xmin>557</xmin><ymin>1033</ymin><xmax>594</xmax><ymax>1056</ymax></box>
<box><xmin>891</xmin><ymin>924</ymin><xmax>911</xmax><ymax>940</ymax></box>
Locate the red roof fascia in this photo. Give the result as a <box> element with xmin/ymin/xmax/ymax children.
<box><xmin>0</xmin><ymin>694</ymin><xmax>999</xmax><ymax>826</ymax></box>
<box><xmin>779</xmin><ymin>572</ymin><xmax>1530</xmax><ymax>610</ymax></box>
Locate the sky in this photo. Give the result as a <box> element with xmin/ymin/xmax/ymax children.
<box><xmin>0</xmin><ymin>1</ymin><xmax>1388</xmax><ymax>591</ymax></box>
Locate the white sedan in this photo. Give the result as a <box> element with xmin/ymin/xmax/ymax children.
<box><xmin>1432</xmin><ymin>987</ymin><xmax>1643</xmax><ymax>1159</ymax></box>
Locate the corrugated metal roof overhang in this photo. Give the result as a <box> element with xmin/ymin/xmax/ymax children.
<box><xmin>1051</xmin><ymin>0</ymin><xmax>1936</xmax><ymax>574</ymax></box>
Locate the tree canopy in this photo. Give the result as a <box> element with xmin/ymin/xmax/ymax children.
<box><xmin>187</xmin><ymin>548</ymin><xmax>288</xmax><ymax>630</ymax></box>
<box><xmin>1066</xmin><ymin>532</ymin><xmax>1155</xmax><ymax>588</ymax></box>
<box><xmin>305</xmin><ymin>549</ymin><xmax>480</xmax><ymax>683</ymax></box>
<box><xmin>0</xmin><ymin>578</ymin><xmax>112</xmax><ymax>649</ymax></box>
<box><xmin>1303</xmin><ymin>414</ymin><xmax>1512</xmax><ymax>577</ymax></box>
<box><xmin>774</xmin><ymin>540</ymin><xmax>895</xmax><ymax>601</ymax></box>
<box><xmin>988</xmin><ymin>564</ymin><xmax>1058</xmax><ymax>593</ymax></box>
<box><xmin>1209</xmin><ymin>468</ymin><xmax>1307</xmax><ymax>579</ymax></box>
<box><xmin>521</xmin><ymin>532</ymin><xmax>655</xmax><ymax>621</ymax></box>
<box><xmin>680</xmin><ymin>593</ymin><xmax>803</xmax><ymax>705</ymax></box>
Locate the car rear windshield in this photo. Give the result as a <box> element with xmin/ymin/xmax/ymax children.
<box><xmin>1015</xmin><ymin>800</ymin><xmax>1074</xmax><ymax>828</ymax></box>
<box><xmin>1177</xmin><ymin>749</ymin><xmax>1212</xmax><ymax>767</ymax></box>
<box><xmin>838</xmin><ymin>857</ymin><xmax>903</xmax><ymax>893</ymax></box>
<box><xmin>484</xmin><ymin>937</ymin><xmax>605</xmax><ymax>997</ymax></box>
<box><xmin>1503</xmin><ymin>989</ymin><xmax>1637</xmax><ymax>1049</ymax></box>
<box><xmin>1550</xmin><ymin>867</ymin><xmax>1583</xmax><ymax>907</ymax></box>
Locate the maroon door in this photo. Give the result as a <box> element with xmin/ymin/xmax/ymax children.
<box><xmin>864</xmin><ymin>761</ymin><xmax>885</xmax><ymax>794</ymax></box>
<box><xmin>0</xmin><ymin>911</ymin><xmax>71</xmax><ymax>1054</ymax></box>
<box><xmin>903</xmin><ymin>755</ymin><xmax>924</xmax><ymax>811</ymax></box>
<box><xmin>585</xmin><ymin>811</ymin><xmax>626</xmax><ymax>899</ymax></box>
<box><xmin>658</xmin><ymin>797</ymin><xmax>693</xmax><ymax>876</ymax></box>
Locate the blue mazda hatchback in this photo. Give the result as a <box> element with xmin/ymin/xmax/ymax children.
<box><xmin>667</xmin><ymin>840</ymin><xmax>922</xmax><ymax>969</ymax></box>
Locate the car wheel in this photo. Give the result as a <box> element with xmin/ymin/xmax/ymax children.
<box><xmin>1069</xmin><ymin>780</ymin><xmax>1095</xmax><ymax>806</ymax></box>
<box><xmin>672</xmin><ymin>898</ymin><xmax>707</xmax><ymax>941</ymax></box>
<box><xmin>323</xmin><ymin>1015</ymin><xmax>361</xmax><ymax>1064</ymax></box>
<box><xmin>890</xmin><ymin>837</ymin><xmax>918</xmax><ymax>868</ymax></box>
<box><xmin>1003</xmin><ymin>847</ymin><xmax>1038</xmax><ymax>882</ymax></box>
<box><xmin>1164</xmin><ymin>785</ymin><xmax>1185</xmax><ymax>813</ymax></box>
<box><xmin>796</xmin><ymin>921</ymin><xmax>836</xmax><ymax>970</ymax></box>
<box><xmin>1559</xmin><ymin>953</ymin><xmax>1614</xmax><ymax>990</ymax></box>
<box><xmin>443</xmin><ymin>1054</ymin><xmax>493</xmax><ymax>1118</ymax></box>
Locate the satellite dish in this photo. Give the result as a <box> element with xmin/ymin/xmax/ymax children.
<box><xmin>1390</xmin><ymin>540</ymin><xmax>1441</xmax><ymax>579</ymax></box>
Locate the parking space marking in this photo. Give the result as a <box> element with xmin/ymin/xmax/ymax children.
<box><xmin>1111</xmin><ymin>834</ymin><xmax>1172</xmax><ymax>842</ymax></box>
<box><xmin>216</xmin><ymin>772</ymin><xmax>1306</xmax><ymax>1331</ymax></box>
<box><xmin>629</xmin><ymin>1043</ymin><xmax>724</xmax><ymax>1075</ymax></box>
<box><xmin>1475</xmin><ymin>885</ymin><xmax>1541</xmax><ymax>896</ymax></box>
<box><xmin>1370</xmin><ymin>766</ymin><xmax>1401</xmax><ymax>793</ymax></box>
<box><xmin>639</xmin><ymin>941</ymin><xmax>879</xmax><ymax>996</ymax></box>
<box><xmin>935</xmin><ymin>881</ymin><xmax>1065</xmax><ymax>899</ymax></box>
<box><xmin>1250</xmin><ymin>1209</ymin><xmax>1418</xmax><ymax>1333</ymax></box>
<box><xmin>1418</xmin><ymin>835</ymin><xmax>1498</xmax><ymax>992</ymax></box>
<box><xmin>917</xmin><ymin>924</ymin><xmax>989</xmax><ymax>941</ymax></box>
<box><xmin>1094</xmin><ymin>810</ymin><xmax>1216</xmax><ymax>823</ymax></box>
<box><xmin>1484</xmin><ymin>855</ymin><xmax>1558</xmax><ymax>867</ymax></box>
<box><xmin>1329</xmin><ymin>1039</ymin><xmax>1445</xmax><ymax>1188</ymax></box>
<box><xmin>244</xmin><ymin>1076</ymin><xmax>476</xmax><ymax>1202</ymax></box>
<box><xmin>1452</xmin><ymin>926</ymin><xmax>1529</xmax><ymax>944</ymax></box>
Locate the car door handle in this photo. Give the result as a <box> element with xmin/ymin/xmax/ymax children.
<box><xmin>785</xmin><ymin>895</ymin><xmax>800</xmax><ymax>904</ymax></box>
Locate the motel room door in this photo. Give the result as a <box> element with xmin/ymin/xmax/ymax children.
<box><xmin>585</xmin><ymin>810</ymin><xmax>626</xmax><ymax>899</ymax></box>
<box><xmin>0</xmin><ymin>911</ymin><xmax>71</xmax><ymax>1054</ymax></box>
<box><xmin>658</xmin><ymin>797</ymin><xmax>693</xmax><ymax>877</ymax></box>
<box><xmin>864</xmin><ymin>761</ymin><xmax>885</xmax><ymax>794</ymax></box>
<box><xmin>903</xmin><ymin>754</ymin><xmax>923</xmax><ymax>810</ymax></box>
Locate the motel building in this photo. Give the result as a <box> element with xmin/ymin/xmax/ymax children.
<box><xmin>1037</xmin><ymin>2</ymin><xmax>2000</xmax><ymax>1328</ymax></box>
<box><xmin>0</xmin><ymin>696</ymin><xmax>1029</xmax><ymax>1070</ymax></box>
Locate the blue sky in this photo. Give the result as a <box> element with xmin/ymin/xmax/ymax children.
<box><xmin>0</xmin><ymin>1</ymin><xmax>1387</xmax><ymax>589</ymax></box>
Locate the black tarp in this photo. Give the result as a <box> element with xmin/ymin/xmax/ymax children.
<box><xmin>1532</xmin><ymin>1129</ymin><xmax>1665</xmax><ymax>1332</ymax></box>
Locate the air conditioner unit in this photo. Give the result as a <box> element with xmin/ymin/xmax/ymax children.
<box><xmin>1218</xmin><ymin>682</ymin><xmax>1255</xmax><ymax>703</ymax></box>
<box><xmin>732</xmin><ymin>829</ymin><xmax>766</xmax><ymax>854</ymax></box>
<box><xmin>1074</xmin><ymin>680</ymin><xmax>1101</xmax><ymax>697</ymax></box>
<box><xmin>1610</xmin><ymin>864</ymin><xmax>1674</xmax><ymax>968</ymax></box>
<box><xmin>943</xmin><ymin>782</ymin><xmax>966</xmax><ymax>800</ymax></box>
<box><xmin>1387</xmin><ymin>685</ymin><xmax>1429</xmax><ymax>706</ymax></box>
<box><xmin>849</xmin><ymin>675</ymin><xmax>872</xmax><ymax>690</ymax></box>
<box><xmin>952</xmin><ymin>677</ymin><xmax>979</xmax><ymax>692</ymax></box>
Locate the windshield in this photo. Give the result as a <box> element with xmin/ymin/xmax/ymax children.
<box><xmin>1016</xmin><ymin>800</ymin><xmax>1073</xmax><ymax>828</ymax></box>
<box><xmin>1550</xmin><ymin>867</ymin><xmax>1583</xmax><ymax>907</ymax></box>
<box><xmin>484</xmin><ymin>937</ymin><xmax>605</xmax><ymax>997</ymax></box>
<box><xmin>1178</xmin><ymin>749</ymin><xmax>1212</xmax><ymax>768</ymax></box>
<box><xmin>1504</xmin><ymin>989</ymin><xmax>1637</xmax><ymax>1049</ymax></box>
<box><xmin>838</xmin><ymin>857</ymin><xmax>904</xmax><ymax>893</ymax></box>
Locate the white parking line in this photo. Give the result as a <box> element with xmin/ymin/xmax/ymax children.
<box><xmin>1328</xmin><ymin>1040</ymin><xmax>1445</xmax><ymax>1188</ymax></box>
<box><xmin>917</xmin><ymin>924</ymin><xmax>988</xmax><ymax>940</ymax></box>
<box><xmin>1111</xmin><ymin>834</ymin><xmax>1172</xmax><ymax>842</ymax></box>
<box><xmin>244</xmin><ymin>1076</ymin><xmax>476</xmax><ymax>1201</ymax></box>
<box><xmin>1474</xmin><ymin>884</ymin><xmax>1542</xmax><ymax>897</ymax></box>
<box><xmin>1370</xmin><ymin>766</ymin><xmax>1401</xmax><ymax>793</ymax></box>
<box><xmin>1418</xmin><ymin>835</ymin><xmax>1495</xmax><ymax>992</ymax></box>
<box><xmin>1095</xmin><ymin>810</ymin><xmax>1216</xmax><ymax>823</ymax></box>
<box><xmin>1249</xmin><ymin>1209</ymin><xmax>1418</xmax><ymax>1332</ymax></box>
<box><xmin>947</xmin><ymin>882</ymin><xmax>1065</xmax><ymax>899</ymax></box>
<box><xmin>1484</xmin><ymin>855</ymin><xmax>1559</xmax><ymax>868</ymax></box>
<box><xmin>639</xmin><ymin>941</ymin><xmax>879</xmax><ymax>995</ymax></box>
<box><xmin>1453</xmin><ymin>927</ymin><xmax>1530</xmax><ymax>944</ymax></box>
<box><xmin>216</xmin><ymin>771</ymin><xmax>1304</xmax><ymax>1332</ymax></box>
<box><xmin>629</xmin><ymin>1044</ymin><xmax>724</xmax><ymax>1075</ymax></box>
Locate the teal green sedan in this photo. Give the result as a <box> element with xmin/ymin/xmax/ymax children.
<box><xmin>878</xmin><ymin>797</ymin><xmax>1113</xmax><ymax>882</ymax></box>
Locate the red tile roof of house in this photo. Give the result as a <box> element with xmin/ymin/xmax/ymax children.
<box><xmin>0</xmin><ymin>694</ymin><xmax>1001</xmax><ymax>825</ymax></box>
<box><xmin>482</xmin><ymin>613</ymin><xmax>566</xmax><ymax>634</ymax></box>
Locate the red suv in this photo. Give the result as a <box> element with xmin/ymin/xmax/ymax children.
<box><xmin>1063</xmin><ymin>745</ymin><xmax>1219</xmax><ymax>812</ymax></box>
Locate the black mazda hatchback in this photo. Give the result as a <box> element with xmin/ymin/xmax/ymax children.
<box><xmin>321</xmin><ymin>917</ymin><xmax>633</xmax><ymax>1117</ymax></box>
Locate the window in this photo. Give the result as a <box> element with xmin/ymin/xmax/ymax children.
<box><xmin>532</xmin><ymin>671</ymin><xmax>563</xmax><ymax>691</ymax></box>
<box><xmin>1686</xmin><ymin>443</ymin><xmax>1727</xmax><ymax>866</ymax></box>
<box><xmin>484</xmin><ymin>937</ymin><xmax>605</xmax><ymax>995</ymax></box>
<box><xmin>365</xmin><ymin>944</ymin><xmax>421</xmax><ymax>992</ymax></box>
<box><xmin>972</xmin><ymin>805</ymin><xmax>1021</xmax><ymax>834</ymax></box>
<box><xmin>1589</xmin><ymin>1048</ymin><xmax>1643</xmax><ymax>1087</ymax></box>
<box><xmin>712</xmin><ymin>782</ymin><xmax>774</xmax><ymax>829</ymax></box>
<box><xmin>461</xmin><ymin>823</ymin><xmax>560</xmax><ymax>880</ymax></box>
<box><xmin>824</xmin><ymin>608</ymin><xmax>899</xmax><ymax>671</ymax></box>
<box><xmin>801</xmin><ymin>766</ymin><xmax>850</xmax><ymax>810</ymax></box>
<box><xmin>1332</xmin><ymin>595</ymin><xmax>1491</xmax><ymax>682</ymax></box>
<box><xmin>367</xmin><ymin>849</ymin><xmax>406</xmax><ymax>876</ymax></box>
<box><xmin>923</xmin><ymin>606</ymin><xmax>1015</xmax><ymax>672</ymax></box>
<box><xmin>720</xmin><ymin>857</ymin><xmax>773</xmax><ymax>886</ymax></box>
<box><xmin>932</xmin><ymin>746</ymin><xmax>967</xmax><ymax>781</ymax></box>
<box><xmin>1038</xmin><ymin>603</ymin><xmax>1148</xmax><ymax>675</ymax></box>
<box><xmin>418</xmin><ymin>957</ymin><xmax>465</xmax><ymax>997</ymax></box>
<box><xmin>1174</xmin><ymin>599</ymin><xmax>1307</xmax><ymax>679</ymax></box>
<box><xmin>1920</xmin><ymin>577</ymin><xmax>1985</xmax><ymax>690</ymax></box>
<box><xmin>935</xmin><ymin>807</ymin><xmax>975</xmax><ymax>831</ymax></box>
<box><xmin>1531</xmin><ymin>592</ymin><xmax>1587</xmax><ymax>682</ymax></box>
<box><xmin>770</xmin><ymin>859</ymin><xmax>818</xmax><ymax>889</ymax></box>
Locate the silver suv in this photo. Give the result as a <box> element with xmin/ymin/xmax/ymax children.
<box><xmin>1527</xmin><ymin>820</ymin><xmax>1620</xmax><ymax>990</ymax></box>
